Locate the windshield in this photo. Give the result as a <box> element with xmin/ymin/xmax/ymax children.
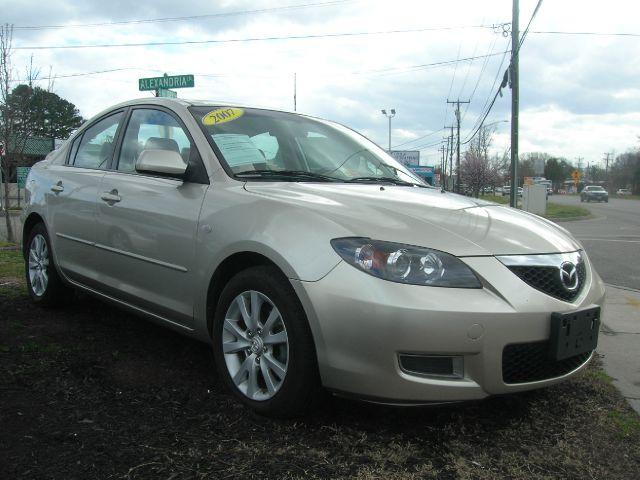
<box><xmin>190</xmin><ymin>106</ymin><xmax>427</xmax><ymax>186</ymax></box>
<box><xmin>586</xmin><ymin>186</ymin><xmax>605</xmax><ymax>191</ymax></box>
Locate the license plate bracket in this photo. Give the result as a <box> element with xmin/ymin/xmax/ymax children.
<box><xmin>549</xmin><ymin>307</ymin><xmax>600</xmax><ymax>361</ymax></box>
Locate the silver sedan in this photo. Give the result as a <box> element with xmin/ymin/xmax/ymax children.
<box><xmin>21</xmin><ymin>98</ymin><xmax>605</xmax><ymax>417</ymax></box>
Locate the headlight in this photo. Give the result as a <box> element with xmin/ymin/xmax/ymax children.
<box><xmin>331</xmin><ymin>238</ymin><xmax>481</xmax><ymax>288</ymax></box>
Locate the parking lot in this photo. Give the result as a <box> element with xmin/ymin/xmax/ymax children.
<box><xmin>1</xmin><ymin>247</ymin><xmax>639</xmax><ymax>479</ymax></box>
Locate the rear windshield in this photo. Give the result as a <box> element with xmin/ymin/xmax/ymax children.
<box><xmin>189</xmin><ymin>106</ymin><xmax>426</xmax><ymax>185</ymax></box>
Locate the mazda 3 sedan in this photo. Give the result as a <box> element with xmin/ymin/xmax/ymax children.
<box><xmin>22</xmin><ymin>98</ymin><xmax>605</xmax><ymax>417</ymax></box>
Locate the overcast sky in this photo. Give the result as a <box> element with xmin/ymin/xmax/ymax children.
<box><xmin>3</xmin><ymin>0</ymin><xmax>640</xmax><ymax>168</ymax></box>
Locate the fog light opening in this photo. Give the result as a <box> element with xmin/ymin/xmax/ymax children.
<box><xmin>398</xmin><ymin>354</ymin><xmax>464</xmax><ymax>379</ymax></box>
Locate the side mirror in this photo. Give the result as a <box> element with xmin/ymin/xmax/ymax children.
<box><xmin>136</xmin><ymin>149</ymin><xmax>187</xmax><ymax>178</ymax></box>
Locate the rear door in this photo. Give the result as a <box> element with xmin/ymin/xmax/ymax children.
<box><xmin>94</xmin><ymin>107</ymin><xmax>209</xmax><ymax>327</ymax></box>
<box><xmin>47</xmin><ymin>110</ymin><xmax>125</xmax><ymax>287</ymax></box>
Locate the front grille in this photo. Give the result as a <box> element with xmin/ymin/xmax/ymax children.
<box><xmin>502</xmin><ymin>341</ymin><xmax>592</xmax><ymax>384</ymax></box>
<box><xmin>508</xmin><ymin>261</ymin><xmax>586</xmax><ymax>302</ymax></box>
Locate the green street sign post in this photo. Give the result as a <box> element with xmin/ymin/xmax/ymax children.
<box><xmin>16</xmin><ymin>166</ymin><xmax>31</xmax><ymax>207</ymax></box>
<box><xmin>16</xmin><ymin>166</ymin><xmax>30</xmax><ymax>189</ymax></box>
<box><xmin>138</xmin><ymin>73</ymin><xmax>194</xmax><ymax>98</ymax></box>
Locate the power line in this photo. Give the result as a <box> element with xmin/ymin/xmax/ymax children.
<box><xmin>531</xmin><ymin>30</ymin><xmax>640</xmax><ymax>38</ymax></box>
<box><xmin>14</xmin><ymin>25</ymin><xmax>495</xmax><ymax>50</ymax></box>
<box><xmin>460</xmin><ymin>33</ymin><xmax>499</xmax><ymax>123</ymax></box>
<box><xmin>460</xmin><ymin>46</ymin><xmax>510</xmax><ymax>142</ymax></box>
<box><xmin>391</xmin><ymin>128</ymin><xmax>445</xmax><ymax>149</ymax></box>
<box><xmin>13</xmin><ymin>51</ymin><xmax>509</xmax><ymax>84</ymax></box>
<box><xmin>461</xmin><ymin>2</ymin><xmax>542</xmax><ymax>147</ymax></box>
<box><xmin>517</xmin><ymin>0</ymin><xmax>543</xmax><ymax>53</ymax></box>
<box><xmin>12</xmin><ymin>0</ymin><xmax>354</xmax><ymax>30</ymax></box>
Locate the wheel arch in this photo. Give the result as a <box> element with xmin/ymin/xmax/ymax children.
<box><xmin>206</xmin><ymin>251</ymin><xmax>288</xmax><ymax>337</ymax></box>
<box><xmin>22</xmin><ymin>212</ymin><xmax>46</xmax><ymax>259</ymax></box>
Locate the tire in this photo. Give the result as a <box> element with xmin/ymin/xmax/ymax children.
<box><xmin>580</xmin><ymin>197</ymin><xmax>584</xmax><ymax>202</ymax></box>
<box><xmin>24</xmin><ymin>222</ymin><xmax>74</xmax><ymax>307</ymax></box>
<box><xmin>212</xmin><ymin>265</ymin><xmax>321</xmax><ymax>417</ymax></box>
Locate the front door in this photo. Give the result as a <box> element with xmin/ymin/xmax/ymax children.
<box><xmin>94</xmin><ymin>107</ymin><xmax>209</xmax><ymax>327</ymax></box>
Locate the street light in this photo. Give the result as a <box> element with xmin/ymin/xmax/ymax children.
<box><xmin>381</xmin><ymin>108</ymin><xmax>396</xmax><ymax>152</ymax></box>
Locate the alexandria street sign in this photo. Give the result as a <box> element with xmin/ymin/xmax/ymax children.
<box><xmin>138</xmin><ymin>74</ymin><xmax>194</xmax><ymax>91</ymax></box>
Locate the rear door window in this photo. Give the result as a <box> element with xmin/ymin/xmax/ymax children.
<box><xmin>73</xmin><ymin>112</ymin><xmax>123</xmax><ymax>169</ymax></box>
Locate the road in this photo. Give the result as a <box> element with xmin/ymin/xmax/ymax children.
<box><xmin>549</xmin><ymin>195</ymin><xmax>640</xmax><ymax>290</ymax></box>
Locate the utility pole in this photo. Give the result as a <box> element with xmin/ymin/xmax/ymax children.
<box><xmin>448</xmin><ymin>125</ymin><xmax>454</xmax><ymax>191</ymax></box>
<box><xmin>444</xmin><ymin>126</ymin><xmax>455</xmax><ymax>191</ymax></box>
<box><xmin>293</xmin><ymin>72</ymin><xmax>297</xmax><ymax>112</ymax></box>
<box><xmin>440</xmin><ymin>144</ymin><xmax>446</xmax><ymax>189</ymax></box>
<box><xmin>381</xmin><ymin>109</ymin><xmax>396</xmax><ymax>152</ymax></box>
<box><xmin>447</xmin><ymin>100</ymin><xmax>469</xmax><ymax>193</ymax></box>
<box><xmin>509</xmin><ymin>0</ymin><xmax>519</xmax><ymax>208</ymax></box>
<box><xmin>603</xmin><ymin>151</ymin><xmax>613</xmax><ymax>191</ymax></box>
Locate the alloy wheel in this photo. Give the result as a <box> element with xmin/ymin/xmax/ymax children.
<box><xmin>28</xmin><ymin>233</ymin><xmax>49</xmax><ymax>297</ymax></box>
<box><xmin>222</xmin><ymin>290</ymin><xmax>289</xmax><ymax>401</ymax></box>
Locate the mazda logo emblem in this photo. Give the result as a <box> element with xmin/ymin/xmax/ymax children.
<box><xmin>559</xmin><ymin>261</ymin><xmax>579</xmax><ymax>291</ymax></box>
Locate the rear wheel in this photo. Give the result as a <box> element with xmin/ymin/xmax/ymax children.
<box><xmin>25</xmin><ymin>223</ymin><xmax>73</xmax><ymax>307</ymax></box>
<box><xmin>212</xmin><ymin>266</ymin><xmax>321</xmax><ymax>417</ymax></box>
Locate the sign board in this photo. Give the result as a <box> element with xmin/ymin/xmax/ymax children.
<box><xmin>408</xmin><ymin>165</ymin><xmax>434</xmax><ymax>175</ymax></box>
<box><xmin>16</xmin><ymin>166</ymin><xmax>31</xmax><ymax>188</ymax></box>
<box><xmin>157</xmin><ymin>88</ymin><xmax>177</xmax><ymax>98</ymax></box>
<box><xmin>533</xmin><ymin>157</ymin><xmax>545</xmax><ymax>176</ymax></box>
<box><xmin>138</xmin><ymin>74</ymin><xmax>194</xmax><ymax>91</ymax></box>
<box><xmin>389</xmin><ymin>150</ymin><xmax>420</xmax><ymax>167</ymax></box>
<box><xmin>524</xmin><ymin>176</ymin><xmax>534</xmax><ymax>186</ymax></box>
<box><xmin>571</xmin><ymin>170</ymin><xmax>581</xmax><ymax>187</ymax></box>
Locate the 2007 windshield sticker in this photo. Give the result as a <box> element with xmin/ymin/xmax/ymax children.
<box><xmin>202</xmin><ymin>107</ymin><xmax>244</xmax><ymax>126</ymax></box>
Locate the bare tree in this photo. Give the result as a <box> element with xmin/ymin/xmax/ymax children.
<box><xmin>460</xmin><ymin>126</ymin><xmax>499</xmax><ymax>196</ymax></box>
<box><xmin>0</xmin><ymin>23</ymin><xmax>15</xmax><ymax>242</ymax></box>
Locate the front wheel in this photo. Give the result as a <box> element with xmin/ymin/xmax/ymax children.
<box><xmin>212</xmin><ymin>266</ymin><xmax>321</xmax><ymax>417</ymax></box>
<box><xmin>25</xmin><ymin>223</ymin><xmax>73</xmax><ymax>306</ymax></box>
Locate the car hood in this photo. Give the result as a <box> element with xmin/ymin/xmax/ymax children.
<box><xmin>243</xmin><ymin>182</ymin><xmax>581</xmax><ymax>256</ymax></box>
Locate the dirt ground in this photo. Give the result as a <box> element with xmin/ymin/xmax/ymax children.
<box><xmin>1</xmin><ymin>251</ymin><xmax>639</xmax><ymax>479</ymax></box>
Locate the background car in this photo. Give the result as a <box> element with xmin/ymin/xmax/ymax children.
<box><xmin>581</xmin><ymin>185</ymin><xmax>609</xmax><ymax>202</ymax></box>
<box><xmin>616</xmin><ymin>188</ymin><xmax>631</xmax><ymax>196</ymax></box>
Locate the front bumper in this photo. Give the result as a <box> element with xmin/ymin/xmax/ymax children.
<box><xmin>291</xmin><ymin>255</ymin><xmax>606</xmax><ymax>403</ymax></box>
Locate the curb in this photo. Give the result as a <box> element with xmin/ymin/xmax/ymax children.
<box><xmin>546</xmin><ymin>214</ymin><xmax>594</xmax><ymax>222</ymax></box>
<box><xmin>605</xmin><ymin>283</ymin><xmax>640</xmax><ymax>294</ymax></box>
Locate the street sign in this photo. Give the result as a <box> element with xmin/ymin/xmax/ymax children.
<box><xmin>16</xmin><ymin>166</ymin><xmax>31</xmax><ymax>188</ymax></box>
<box><xmin>138</xmin><ymin>74</ymin><xmax>194</xmax><ymax>91</ymax></box>
<box><xmin>389</xmin><ymin>150</ymin><xmax>420</xmax><ymax>167</ymax></box>
<box><xmin>571</xmin><ymin>170</ymin><xmax>581</xmax><ymax>187</ymax></box>
<box><xmin>157</xmin><ymin>88</ymin><xmax>177</xmax><ymax>98</ymax></box>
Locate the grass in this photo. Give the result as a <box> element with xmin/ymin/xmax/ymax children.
<box><xmin>479</xmin><ymin>195</ymin><xmax>591</xmax><ymax>220</ymax></box>
<box><xmin>0</xmin><ymin>241</ymin><xmax>17</xmax><ymax>248</ymax></box>
<box><xmin>479</xmin><ymin>194</ymin><xmax>509</xmax><ymax>204</ymax></box>
<box><xmin>0</xmin><ymin>248</ymin><xmax>25</xmax><ymax>298</ymax></box>
<box><xmin>613</xmin><ymin>194</ymin><xmax>640</xmax><ymax>200</ymax></box>
<box><xmin>545</xmin><ymin>202</ymin><xmax>592</xmax><ymax>219</ymax></box>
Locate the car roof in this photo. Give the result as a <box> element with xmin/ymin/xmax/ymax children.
<box><xmin>103</xmin><ymin>97</ymin><xmax>300</xmax><ymax>116</ymax></box>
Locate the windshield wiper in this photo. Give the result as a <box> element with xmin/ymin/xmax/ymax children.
<box><xmin>234</xmin><ymin>169</ymin><xmax>339</xmax><ymax>182</ymax></box>
<box><xmin>345</xmin><ymin>176</ymin><xmax>423</xmax><ymax>187</ymax></box>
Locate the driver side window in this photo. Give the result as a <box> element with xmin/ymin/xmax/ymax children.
<box><xmin>117</xmin><ymin>109</ymin><xmax>191</xmax><ymax>173</ymax></box>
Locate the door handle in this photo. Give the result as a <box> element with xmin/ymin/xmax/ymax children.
<box><xmin>100</xmin><ymin>189</ymin><xmax>121</xmax><ymax>204</ymax></box>
<box><xmin>51</xmin><ymin>182</ymin><xmax>64</xmax><ymax>193</ymax></box>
